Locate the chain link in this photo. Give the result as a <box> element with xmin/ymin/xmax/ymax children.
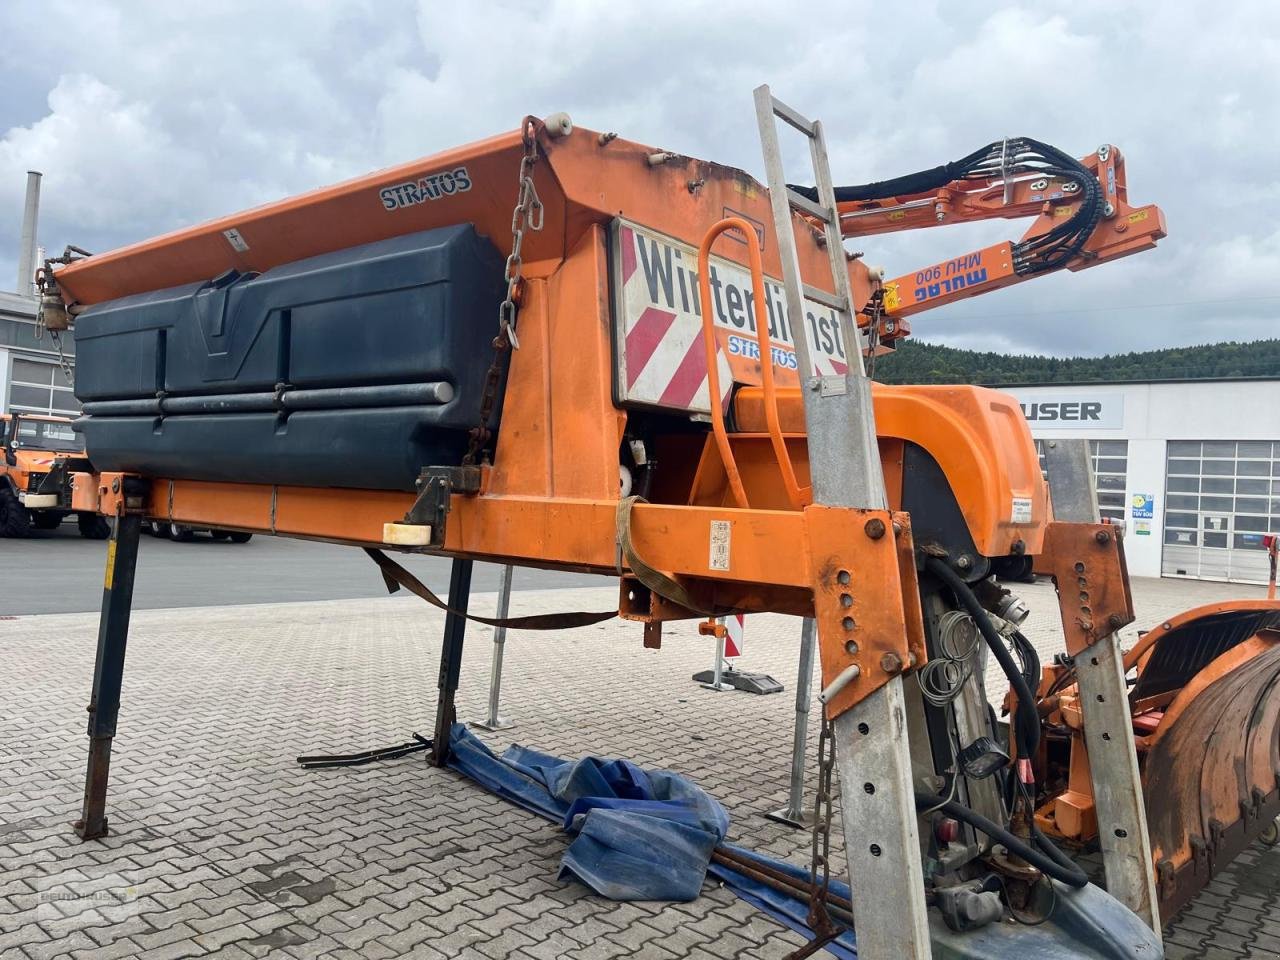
<box><xmin>462</xmin><ymin>118</ymin><xmax>543</xmax><ymax>466</ymax></box>
<box><xmin>784</xmin><ymin>709</ymin><xmax>846</xmax><ymax>959</ymax></box>
<box><xmin>48</xmin><ymin>330</ymin><xmax>76</xmax><ymax>388</ymax></box>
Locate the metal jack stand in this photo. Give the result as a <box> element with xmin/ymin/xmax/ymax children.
<box><xmin>756</xmin><ymin>85</ymin><xmax>931</xmax><ymax>959</ymax></box>
<box><xmin>473</xmin><ymin>564</ymin><xmax>516</xmax><ymax>731</ymax></box>
<box><xmin>431</xmin><ymin>558</ymin><xmax>473</xmax><ymax>766</ymax></box>
<box><xmin>75</xmin><ymin>510</ymin><xmax>143</xmax><ymax>840</ymax></box>
<box><xmin>698</xmin><ymin>618</ymin><xmax>735</xmax><ymax>691</ymax></box>
<box><xmin>1042</xmin><ymin>440</ymin><xmax>1162</xmax><ymax>937</ymax></box>
<box><xmin>766</xmin><ymin>618</ymin><xmax>817</xmax><ymax>828</ymax></box>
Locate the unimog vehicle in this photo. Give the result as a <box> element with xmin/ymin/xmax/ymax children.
<box><xmin>0</xmin><ymin>412</ymin><xmax>109</xmax><ymax>538</ymax></box>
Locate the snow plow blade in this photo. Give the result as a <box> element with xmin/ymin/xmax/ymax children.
<box><xmin>1036</xmin><ymin>599</ymin><xmax>1280</xmax><ymax>919</ymax></box>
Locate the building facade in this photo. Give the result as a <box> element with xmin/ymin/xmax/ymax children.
<box><xmin>1004</xmin><ymin>379</ymin><xmax>1280</xmax><ymax>584</ymax></box>
<box><xmin>0</xmin><ymin>289</ymin><xmax>77</xmax><ymax>418</ymax></box>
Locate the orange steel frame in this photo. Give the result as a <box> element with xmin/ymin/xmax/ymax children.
<box><xmin>56</xmin><ymin>118</ymin><xmax>1074</xmax><ymax>724</ymax></box>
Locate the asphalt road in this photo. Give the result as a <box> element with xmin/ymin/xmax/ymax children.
<box><xmin>0</xmin><ymin>522</ymin><xmax>599</xmax><ymax>615</ymax></box>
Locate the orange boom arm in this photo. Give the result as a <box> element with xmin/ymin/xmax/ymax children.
<box><xmin>793</xmin><ymin>138</ymin><xmax>1166</xmax><ymax>345</ymax></box>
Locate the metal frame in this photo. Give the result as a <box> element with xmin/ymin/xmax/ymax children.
<box><xmin>1042</xmin><ymin>439</ymin><xmax>1162</xmax><ymax>936</ymax></box>
<box><xmin>754</xmin><ymin>84</ymin><xmax>931</xmax><ymax>959</ymax></box>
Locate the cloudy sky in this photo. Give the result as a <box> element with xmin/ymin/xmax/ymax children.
<box><xmin>1</xmin><ymin>0</ymin><xmax>1276</xmax><ymax>357</ymax></box>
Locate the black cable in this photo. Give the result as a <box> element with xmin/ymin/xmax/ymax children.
<box><xmin>1011</xmin><ymin>630</ymin><xmax>1041</xmax><ymax>693</ymax></box>
<box><xmin>914</xmin><ymin>791</ymin><xmax>1088</xmax><ymax>888</ymax></box>
<box><xmin>791</xmin><ymin>136</ymin><xmax>1104</xmax><ymax>277</ymax></box>
<box><xmin>925</xmin><ymin>557</ymin><xmax>1040</xmax><ymax>759</ymax></box>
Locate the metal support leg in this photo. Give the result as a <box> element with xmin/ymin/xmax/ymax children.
<box><xmin>1041</xmin><ymin>437</ymin><xmax>1161</xmax><ymax>935</ymax></box>
<box><xmin>75</xmin><ymin>513</ymin><xmax>142</xmax><ymax>840</ymax></box>
<box><xmin>1076</xmin><ymin>635</ymin><xmax>1163</xmax><ymax>936</ymax></box>
<box><xmin>431</xmin><ymin>558</ymin><xmax>473</xmax><ymax>767</ymax></box>
<box><xmin>832</xmin><ymin>679</ymin><xmax>932</xmax><ymax>957</ymax></box>
<box><xmin>767</xmin><ymin>618</ymin><xmax>816</xmax><ymax>827</ymax></box>
<box><xmin>474</xmin><ymin>565</ymin><xmax>515</xmax><ymax>731</ymax></box>
<box><xmin>754</xmin><ymin>84</ymin><xmax>930</xmax><ymax>957</ymax></box>
<box><xmin>700</xmin><ymin>620</ymin><xmax>733</xmax><ymax>691</ymax></box>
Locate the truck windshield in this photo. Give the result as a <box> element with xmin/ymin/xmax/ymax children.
<box><xmin>13</xmin><ymin>417</ymin><xmax>83</xmax><ymax>454</ymax></box>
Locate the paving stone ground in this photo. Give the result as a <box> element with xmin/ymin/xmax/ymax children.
<box><xmin>1</xmin><ymin>570</ymin><xmax>1276</xmax><ymax>959</ymax></box>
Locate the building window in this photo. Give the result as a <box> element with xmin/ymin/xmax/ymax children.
<box><xmin>1162</xmin><ymin>441</ymin><xmax>1280</xmax><ymax>583</ymax></box>
<box><xmin>1034</xmin><ymin>439</ymin><xmax>1128</xmax><ymax>522</ymax></box>
<box><xmin>6</xmin><ymin>355</ymin><xmax>78</xmax><ymax>416</ymax></box>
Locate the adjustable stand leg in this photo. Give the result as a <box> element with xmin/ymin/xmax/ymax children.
<box><xmin>75</xmin><ymin>513</ymin><xmax>142</xmax><ymax>840</ymax></box>
<box><xmin>1076</xmin><ymin>633</ymin><xmax>1162</xmax><ymax>935</ymax></box>
<box><xmin>431</xmin><ymin>558</ymin><xmax>473</xmax><ymax>766</ymax></box>
<box><xmin>474</xmin><ymin>564</ymin><xmax>515</xmax><ymax>731</ymax></box>
<box><xmin>832</xmin><ymin>678</ymin><xmax>931</xmax><ymax>958</ymax></box>
<box><xmin>767</xmin><ymin>617</ymin><xmax>816</xmax><ymax>827</ymax></box>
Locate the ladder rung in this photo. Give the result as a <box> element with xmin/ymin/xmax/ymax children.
<box><xmin>771</xmin><ymin>97</ymin><xmax>817</xmax><ymax>137</ymax></box>
<box><xmin>787</xmin><ymin>189</ymin><xmax>832</xmax><ymax>224</ymax></box>
<box><xmin>802</xmin><ymin>284</ymin><xmax>848</xmax><ymax>312</ymax></box>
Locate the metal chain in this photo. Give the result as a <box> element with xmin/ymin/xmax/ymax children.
<box><xmin>49</xmin><ymin>330</ymin><xmax>75</xmax><ymax>388</ymax></box>
<box><xmin>462</xmin><ymin>118</ymin><xmax>543</xmax><ymax>466</ymax></box>
<box><xmin>785</xmin><ymin>710</ymin><xmax>846</xmax><ymax>959</ymax></box>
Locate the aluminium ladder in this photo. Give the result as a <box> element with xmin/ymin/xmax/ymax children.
<box><xmin>753</xmin><ymin>85</ymin><xmax>932</xmax><ymax>960</ymax></box>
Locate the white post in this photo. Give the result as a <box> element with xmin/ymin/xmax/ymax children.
<box><xmin>17</xmin><ymin>171</ymin><xmax>42</xmax><ymax>296</ymax></box>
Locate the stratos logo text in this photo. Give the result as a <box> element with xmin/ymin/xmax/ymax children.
<box><xmin>380</xmin><ymin>167</ymin><xmax>472</xmax><ymax>211</ymax></box>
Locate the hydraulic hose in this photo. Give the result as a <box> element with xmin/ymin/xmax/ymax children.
<box><xmin>924</xmin><ymin>557</ymin><xmax>1040</xmax><ymax>758</ymax></box>
<box><xmin>915</xmin><ymin>791</ymin><xmax>1089</xmax><ymax>889</ymax></box>
<box><xmin>922</xmin><ymin>556</ymin><xmax>1092</xmax><ymax>891</ymax></box>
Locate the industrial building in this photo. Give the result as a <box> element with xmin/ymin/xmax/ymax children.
<box><xmin>2</xmin><ymin>170</ymin><xmax>77</xmax><ymax>418</ymax></box>
<box><xmin>0</xmin><ymin>288</ymin><xmax>76</xmax><ymax>418</ymax></box>
<box><xmin>1006</xmin><ymin>378</ymin><xmax>1280</xmax><ymax>584</ymax></box>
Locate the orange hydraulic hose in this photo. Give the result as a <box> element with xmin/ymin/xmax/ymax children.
<box><xmin>696</xmin><ymin>218</ymin><xmax>808</xmax><ymax>511</ymax></box>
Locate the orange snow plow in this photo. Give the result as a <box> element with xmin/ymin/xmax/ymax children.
<box><xmin>1034</xmin><ymin>598</ymin><xmax>1280</xmax><ymax>918</ymax></box>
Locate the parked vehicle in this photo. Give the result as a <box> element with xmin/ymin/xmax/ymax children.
<box><xmin>0</xmin><ymin>413</ymin><xmax>109</xmax><ymax>539</ymax></box>
<box><xmin>141</xmin><ymin>519</ymin><xmax>253</xmax><ymax>543</ymax></box>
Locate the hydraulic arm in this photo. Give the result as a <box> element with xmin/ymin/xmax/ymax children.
<box><xmin>793</xmin><ymin>137</ymin><xmax>1166</xmax><ymax>348</ymax></box>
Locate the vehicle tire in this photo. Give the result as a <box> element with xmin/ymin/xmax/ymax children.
<box><xmin>227</xmin><ymin>531</ymin><xmax>253</xmax><ymax>544</ymax></box>
<box><xmin>209</xmin><ymin>529</ymin><xmax>231</xmax><ymax>541</ymax></box>
<box><xmin>0</xmin><ymin>487</ymin><xmax>31</xmax><ymax>538</ymax></box>
<box><xmin>992</xmin><ymin>555</ymin><xmax>1035</xmax><ymax>583</ymax></box>
<box><xmin>78</xmin><ymin>513</ymin><xmax>111</xmax><ymax>540</ymax></box>
<box><xmin>1262</xmin><ymin>817</ymin><xmax>1280</xmax><ymax>848</ymax></box>
<box><xmin>168</xmin><ymin>523</ymin><xmax>195</xmax><ymax>542</ymax></box>
<box><xmin>33</xmin><ymin>511</ymin><xmax>65</xmax><ymax>530</ymax></box>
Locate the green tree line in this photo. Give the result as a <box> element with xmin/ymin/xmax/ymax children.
<box><xmin>872</xmin><ymin>339</ymin><xmax>1280</xmax><ymax>385</ymax></box>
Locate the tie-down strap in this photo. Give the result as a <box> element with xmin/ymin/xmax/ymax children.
<box><xmin>363</xmin><ymin>548</ymin><xmax>617</xmax><ymax>630</ymax></box>
<box><xmin>615</xmin><ymin>496</ymin><xmax>716</xmax><ymax>617</ymax></box>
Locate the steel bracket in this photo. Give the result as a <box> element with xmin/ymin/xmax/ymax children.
<box><xmin>1034</xmin><ymin>520</ymin><xmax>1135</xmax><ymax>656</ymax></box>
<box><xmin>404</xmin><ymin>466</ymin><xmax>482</xmax><ymax>548</ymax></box>
<box><xmin>804</xmin><ymin>506</ymin><xmax>926</xmax><ymax>720</ymax></box>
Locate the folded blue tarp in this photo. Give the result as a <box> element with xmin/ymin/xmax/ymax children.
<box><xmin>445</xmin><ymin>724</ymin><xmax>858</xmax><ymax>957</ymax></box>
<box><xmin>447</xmin><ymin>724</ymin><xmax>730</xmax><ymax>901</ymax></box>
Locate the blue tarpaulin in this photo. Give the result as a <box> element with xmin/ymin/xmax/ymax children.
<box><xmin>445</xmin><ymin>724</ymin><xmax>858</xmax><ymax>957</ymax></box>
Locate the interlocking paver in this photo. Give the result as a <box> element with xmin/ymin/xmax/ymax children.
<box><xmin>3</xmin><ymin>576</ymin><xmax>1278</xmax><ymax>958</ymax></box>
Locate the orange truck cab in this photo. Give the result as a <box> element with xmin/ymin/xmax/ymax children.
<box><xmin>0</xmin><ymin>412</ymin><xmax>109</xmax><ymax>539</ymax></box>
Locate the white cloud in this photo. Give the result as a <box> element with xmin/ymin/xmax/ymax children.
<box><xmin>1</xmin><ymin>0</ymin><xmax>1277</xmax><ymax>355</ymax></box>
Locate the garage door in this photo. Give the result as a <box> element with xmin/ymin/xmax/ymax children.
<box><xmin>6</xmin><ymin>355</ymin><xmax>78</xmax><ymax>416</ymax></box>
<box><xmin>1162</xmin><ymin>440</ymin><xmax>1279</xmax><ymax>583</ymax></box>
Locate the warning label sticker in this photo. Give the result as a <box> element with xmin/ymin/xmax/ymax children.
<box><xmin>1011</xmin><ymin>498</ymin><xmax>1034</xmax><ymax>524</ymax></box>
<box><xmin>709</xmin><ymin>520</ymin><xmax>731</xmax><ymax>571</ymax></box>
